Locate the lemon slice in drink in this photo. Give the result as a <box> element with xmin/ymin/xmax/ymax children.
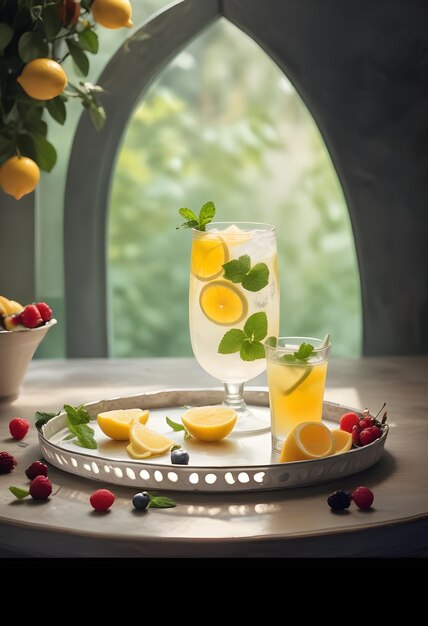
<box><xmin>191</xmin><ymin>235</ymin><xmax>228</xmax><ymax>281</ymax></box>
<box><xmin>128</xmin><ymin>420</ymin><xmax>174</xmax><ymax>458</ymax></box>
<box><xmin>199</xmin><ymin>281</ymin><xmax>247</xmax><ymax>325</ymax></box>
<box><xmin>280</xmin><ymin>422</ymin><xmax>335</xmax><ymax>462</ymax></box>
<box><xmin>97</xmin><ymin>409</ymin><xmax>149</xmax><ymax>441</ymax></box>
<box><xmin>181</xmin><ymin>406</ymin><xmax>237</xmax><ymax>441</ymax></box>
<box><xmin>331</xmin><ymin>428</ymin><xmax>352</xmax><ymax>454</ymax></box>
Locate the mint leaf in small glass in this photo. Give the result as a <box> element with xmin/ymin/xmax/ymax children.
<box><xmin>9</xmin><ymin>486</ymin><xmax>29</xmax><ymax>499</ymax></box>
<box><xmin>176</xmin><ymin>202</ymin><xmax>216</xmax><ymax>231</ymax></box>
<box><xmin>240</xmin><ymin>340</ymin><xmax>265</xmax><ymax>361</ymax></box>
<box><xmin>244</xmin><ymin>311</ymin><xmax>268</xmax><ymax>342</ymax></box>
<box><xmin>278</xmin><ymin>341</ymin><xmax>315</xmax><ymax>364</ymax></box>
<box><xmin>218</xmin><ymin>329</ymin><xmax>247</xmax><ymax>354</ymax></box>
<box><xmin>265</xmin><ymin>336</ymin><xmax>277</xmax><ymax>348</ymax></box>
<box><xmin>222</xmin><ymin>255</ymin><xmax>251</xmax><ymax>283</ymax></box>
<box><xmin>241</xmin><ymin>263</ymin><xmax>269</xmax><ymax>292</ymax></box>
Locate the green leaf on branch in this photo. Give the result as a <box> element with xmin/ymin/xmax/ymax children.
<box><xmin>78</xmin><ymin>29</ymin><xmax>99</xmax><ymax>54</ymax></box>
<box><xmin>41</xmin><ymin>7</ymin><xmax>63</xmax><ymax>40</ymax></box>
<box><xmin>46</xmin><ymin>96</ymin><xmax>67</xmax><ymax>125</ymax></box>
<box><xmin>32</xmin><ymin>134</ymin><xmax>57</xmax><ymax>172</ymax></box>
<box><xmin>18</xmin><ymin>32</ymin><xmax>49</xmax><ymax>63</ymax></box>
<box><xmin>67</xmin><ymin>39</ymin><xmax>89</xmax><ymax>76</ymax></box>
<box><xmin>0</xmin><ymin>23</ymin><xmax>13</xmax><ymax>54</ymax></box>
<box><xmin>89</xmin><ymin>103</ymin><xmax>106</xmax><ymax>130</ymax></box>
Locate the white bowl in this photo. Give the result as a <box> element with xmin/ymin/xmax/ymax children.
<box><xmin>0</xmin><ymin>319</ymin><xmax>57</xmax><ymax>403</ymax></box>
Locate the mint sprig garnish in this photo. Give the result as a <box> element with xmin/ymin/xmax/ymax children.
<box><xmin>279</xmin><ymin>342</ymin><xmax>316</xmax><ymax>363</ymax></box>
<box><xmin>222</xmin><ymin>255</ymin><xmax>269</xmax><ymax>292</ymax></box>
<box><xmin>35</xmin><ymin>410</ymin><xmax>60</xmax><ymax>430</ymax></box>
<box><xmin>166</xmin><ymin>416</ymin><xmax>192</xmax><ymax>440</ymax></box>
<box><xmin>176</xmin><ymin>201</ymin><xmax>216</xmax><ymax>231</ymax></box>
<box><xmin>63</xmin><ymin>404</ymin><xmax>97</xmax><ymax>449</ymax></box>
<box><xmin>218</xmin><ymin>311</ymin><xmax>268</xmax><ymax>361</ymax></box>
<box><xmin>148</xmin><ymin>494</ymin><xmax>177</xmax><ymax>509</ymax></box>
<box><xmin>9</xmin><ymin>486</ymin><xmax>30</xmax><ymax>499</ymax></box>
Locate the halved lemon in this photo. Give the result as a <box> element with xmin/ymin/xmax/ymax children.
<box><xmin>181</xmin><ymin>406</ymin><xmax>237</xmax><ymax>441</ymax></box>
<box><xmin>191</xmin><ymin>235</ymin><xmax>228</xmax><ymax>281</ymax></box>
<box><xmin>280</xmin><ymin>421</ymin><xmax>335</xmax><ymax>462</ymax></box>
<box><xmin>331</xmin><ymin>428</ymin><xmax>352</xmax><ymax>454</ymax></box>
<box><xmin>128</xmin><ymin>420</ymin><xmax>174</xmax><ymax>457</ymax></box>
<box><xmin>199</xmin><ymin>281</ymin><xmax>247</xmax><ymax>326</ymax></box>
<box><xmin>97</xmin><ymin>408</ymin><xmax>149</xmax><ymax>441</ymax></box>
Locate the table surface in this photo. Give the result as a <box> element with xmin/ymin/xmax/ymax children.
<box><xmin>0</xmin><ymin>357</ymin><xmax>427</xmax><ymax>557</ymax></box>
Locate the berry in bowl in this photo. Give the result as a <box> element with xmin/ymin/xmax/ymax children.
<box><xmin>0</xmin><ymin>295</ymin><xmax>56</xmax><ymax>403</ymax></box>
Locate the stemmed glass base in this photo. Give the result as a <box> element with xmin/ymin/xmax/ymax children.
<box><xmin>223</xmin><ymin>382</ymin><xmax>270</xmax><ymax>435</ymax></box>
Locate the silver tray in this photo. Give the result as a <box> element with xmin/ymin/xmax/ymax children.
<box><xmin>38</xmin><ymin>388</ymin><xmax>388</xmax><ymax>493</ymax></box>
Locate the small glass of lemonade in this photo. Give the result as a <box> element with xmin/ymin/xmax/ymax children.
<box><xmin>265</xmin><ymin>336</ymin><xmax>331</xmax><ymax>453</ymax></box>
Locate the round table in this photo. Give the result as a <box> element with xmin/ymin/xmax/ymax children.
<box><xmin>0</xmin><ymin>357</ymin><xmax>427</xmax><ymax>557</ymax></box>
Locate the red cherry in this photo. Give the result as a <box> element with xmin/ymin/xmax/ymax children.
<box><xmin>351</xmin><ymin>424</ymin><xmax>361</xmax><ymax>446</ymax></box>
<box><xmin>339</xmin><ymin>412</ymin><xmax>360</xmax><ymax>433</ymax></box>
<box><xmin>359</xmin><ymin>425</ymin><xmax>382</xmax><ymax>446</ymax></box>
<box><xmin>352</xmin><ymin>486</ymin><xmax>374</xmax><ymax>509</ymax></box>
<box><xmin>359</xmin><ymin>416</ymin><xmax>374</xmax><ymax>429</ymax></box>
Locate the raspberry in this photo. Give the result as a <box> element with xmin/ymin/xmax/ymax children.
<box><xmin>352</xmin><ymin>486</ymin><xmax>374</xmax><ymax>509</ymax></box>
<box><xmin>339</xmin><ymin>412</ymin><xmax>360</xmax><ymax>433</ymax></box>
<box><xmin>359</xmin><ymin>425</ymin><xmax>382</xmax><ymax>446</ymax></box>
<box><xmin>9</xmin><ymin>417</ymin><xmax>30</xmax><ymax>440</ymax></box>
<box><xmin>327</xmin><ymin>490</ymin><xmax>352</xmax><ymax>511</ymax></box>
<box><xmin>90</xmin><ymin>489</ymin><xmax>115</xmax><ymax>512</ymax></box>
<box><xmin>351</xmin><ymin>424</ymin><xmax>361</xmax><ymax>446</ymax></box>
<box><xmin>20</xmin><ymin>304</ymin><xmax>43</xmax><ymax>329</ymax></box>
<box><xmin>36</xmin><ymin>302</ymin><xmax>52</xmax><ymax>322</ymax></box>
<box><xmin>0</xmin><ymin>451</ymin><xmax>17</xmax><ymax>474</ymax></box>
<box><xmin>29</xmin><ymin>475</ymin><xmax>52</xmax><ymax>500</ymax></box>
<box><xmin>25</xmin><ymin>460</ymin><xmax>48</xmax><ymax>480</ymax></box>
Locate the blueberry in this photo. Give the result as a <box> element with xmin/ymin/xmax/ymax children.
<box><xmin>132</xmin><ymin>491</ymin><xmax>150</xmax><ymax>511</ymax></box>
<box><xmin>171</xmin><ymin>448</ymin><xmax>189</xmax><ymax>465</ymax></box>
<box><xmin>327</xmin><ymin>490</ymin><xmax>352</xmax><ymax>511</ymax></box>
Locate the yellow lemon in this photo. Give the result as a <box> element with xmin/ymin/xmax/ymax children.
<box><xmin>181</xmin><ymin>406</ymin><xmax>237</xmax><ymax>441</ymax></box>
<box><xmin>331</xmin><ymin>428</ymin><xmax>353</xmax><ymax>454</ymax></box>
<box><xmin>128</xmin><ymin>420</ymin><xmax>174</xmax><ymax>457</ymax></box>
<box><xmin>97</xmin><ymin>408</ymin><xmax>149</xmax><ymax>440</ymax></box>
<box><xmin>0</xmin><ymin>296</ymin><xmax>23</xmax><ymax>315</ymax></box>
<box><xmin>17</xmin><ymin>58</ymin><xmax>67</xmax><ymax>100</ymax></box>
<box><xmin>199</xmin><ymin>281</ymin><xmax>247</xmax><ymax>325</ymax></box>
<box><xmin>0</xmin><ymin>156</ymin><xmax>40</xmax><ymax>200</ymax></box>
<box><xmin>91</xmin><ymin>0</ymin><xmax>133</xmax><ymax>29</ymax></box>
<box><xmin>280</xmin><ymin>421</ymin><xmax>335</xmax><ymax>462</ymax></box>
<box><xmin>191</xmin><ymin>235</ymin><xmax>228</xmax><ymax>281</ymax></box>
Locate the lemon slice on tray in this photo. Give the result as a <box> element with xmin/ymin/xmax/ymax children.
<box><xmin>191</xmin><ymin>235</ymin><xmax>228</xmax><ymax>281</ymax></box>
<box><xmin>127</xmin><ymin>420</ymin><xmax>174</xmax><ymax>458</ymax></box>
<box><xmin>199</xmin><ymin>281</ymin><xmax>247</xmax><ymax>325</ymax></box>
<box><xmin>331</xmin><ymin>428</ymin><xmax>352</xmax><ymax>454</ymax></box>
<box><xmin>280</xmin><ymin>422</ymin><xmax>335</xmax><ymax>462</ymax></box>
<box><xmin>97</xmin><ymin>408</ymin><xmax>149</xmax><ymax>441</ymax></box>
<box><xmin>181</xmin><ymin>406</ymin><xmax>237</xmax><ymax>441</ymax></box>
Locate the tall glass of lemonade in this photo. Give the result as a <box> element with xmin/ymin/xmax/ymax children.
<box><xmin>265</xmin><ymin>336</ymin><xmax>331</xmax><ymax>452</ymax></box>
<box><xmin>189</xmin><ymin>223</ymin><xmax>279</xmax><ymax>433</ymax></box>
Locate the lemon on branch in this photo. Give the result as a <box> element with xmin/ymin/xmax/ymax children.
<box><xmin>17</xmin><ymin>58</ymin><xmax>67</xmax><ymax>101</ymax></box>
<box><xmin>0</xmin><ymin>156</ymin><xmax>40</xmax><ymax>200</ymax></box>
<box><xmin>91</xmin><ymin>0</ymin><xmax>133</xmax><ymax>29</ymax></box>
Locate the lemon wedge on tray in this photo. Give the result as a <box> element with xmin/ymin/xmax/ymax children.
<box><xmin>97</xmin><ymin>408</ymin><xmax>149</xmax><ymax>441</ymax></box>
<box><xmin>127</xmin><ymin>420</ymin><xmax>174</xmax><ymax>459</ymax></box>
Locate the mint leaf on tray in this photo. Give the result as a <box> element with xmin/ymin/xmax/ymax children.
<box><xmin>63</xmin><ymin>404</ymin><xmax>97</xmax><ymax>449</ymax></box>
